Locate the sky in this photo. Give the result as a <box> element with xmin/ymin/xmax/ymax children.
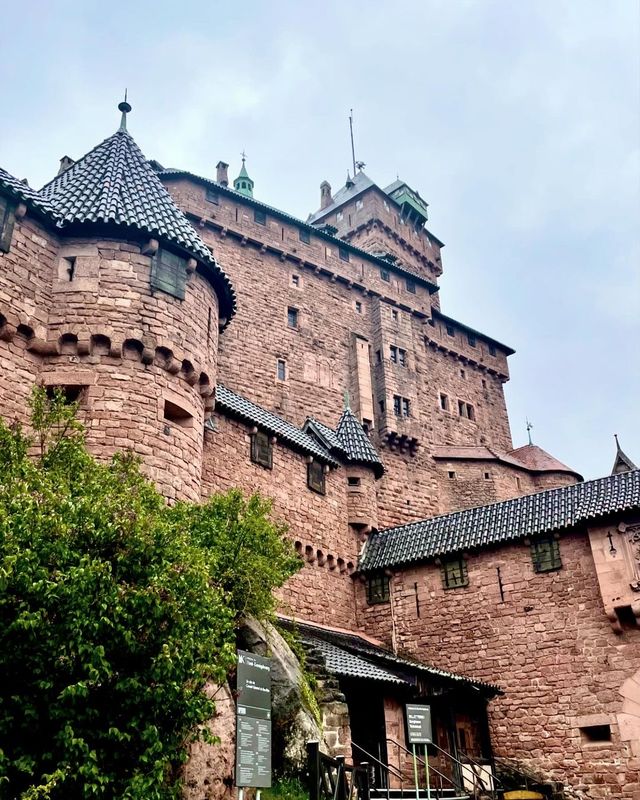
<box><xmin>1</xmin><ymin>0</ymin><xmax>638</xmax><ymax>479</ymax></box>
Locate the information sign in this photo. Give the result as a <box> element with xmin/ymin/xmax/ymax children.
<box><xmin>405</xmin><ymin>704</ymin><xmax>432</xmax><ymax>745</ymax></box>
<box><xmin>236</xmin><ymin>650</ymin><xmax>272</xmax><ymax>789</ymax></box>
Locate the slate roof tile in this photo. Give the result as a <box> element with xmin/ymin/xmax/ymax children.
<box><xmin>335</xmin><ymin>407</ymin><xmax>385</xmax><ymax>476</ymax></box>
<box><xmin>215</xmin><ymin>384</ymin><xmax>337</xmax><ymax>465</ymax></box>
<box><xmin>0</xmin><ymin>168</ymin><xmax>53</xmax><ymax>216</ymax></box>
<box><xmin>360</xmin><ymin>469</ymin><xmax>640</xmax><ymax>571</ymax></box>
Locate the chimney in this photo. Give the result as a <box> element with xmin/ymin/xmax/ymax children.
<box><xmin>320</xmin><ymin>180</ymin><xmax>332</xmax><ymax>210</ymax></box>
<box><xmin>216</xmin><ymin>161</ymin><xmax>229</xmax><ymax>187</ymax></box>
<box><xmin>57</xmin><ymin>155</ymin><xmax>75</xmax><ymax>176</ymax></box>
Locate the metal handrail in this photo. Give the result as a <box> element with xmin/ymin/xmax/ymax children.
<box><xmin>352</xmin><ymin>740</ymin><xmax>406</xmax><ymax>782</ymax></box>
<box><xmin>385</xmin><ymin>737</ymin><xmax>459</xmax><ymax>795</ymax></box>
<box><xmin>457</xmin><ymin>748</ymin><xmax>504</xmax><ymax>792</ymax></box>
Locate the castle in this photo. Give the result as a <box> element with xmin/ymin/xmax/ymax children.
<box><xmin>1</xmin><ymin>101</ymin><xmax>639</xmax><ymax>799</ymax></box>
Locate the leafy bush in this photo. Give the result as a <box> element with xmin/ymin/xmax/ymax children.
<box><xmin>0</xmin><ymin>389</ymin><xmax>299</xmax><ymax>799</ymax></box>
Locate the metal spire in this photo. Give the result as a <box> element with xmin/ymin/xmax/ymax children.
<box><xmin>343</xmin><ymin>390</ymin><xmax>351</xmax><ymax>410</ymax></box>
<box><xmin>118</xmin><ymin>89</ymin><xmax>132</xmax><ymax>131</ymax></box>
<box><xmin>526</xmin><ymin>418</ymin><xmax>533</xmax><ymax>446</ymax></box>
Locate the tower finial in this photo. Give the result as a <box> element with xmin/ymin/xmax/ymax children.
<box><xmin>234</xmin><ymin>152</ymin><xmax>254</xmax><ymax>198</ymax></box>
<box><xmin>526</xmin><ymin>418</ymin><xmax>533</xmax><ymax>446</ymax></box>
<box><xmin>118</xmin><ymin>89</ymin><xmax>132</xmax><ymax>131</ymax></box>
<box><xmin>615</xmin><ymin>433</ymin><xmax>621</xmax><ymax>450</ymax></box>
<box><xmin>343</xmin><ymin>390</ymin><xmax>351</xmax><ymax>410</ymax></box>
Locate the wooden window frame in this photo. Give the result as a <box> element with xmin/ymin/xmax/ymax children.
<box><xmin>441</xmin><ymin>556</ymin><xmax>469</xmax><ymax>589</ymax></box>
<box><xmin>150</xmin><ymin>248</ymin><xmax>188</xmax><ymax>300</ymax></box>
<box><xmin>366</xmin><ymin>573</ymin><xmax>390</xmax><ymax>605</ymax></box>
<box><xmin>339</xmin><ymin>247</ymin><xmax>350</xmax><ymax>262</ymax></box>
<box><xmin>380</xmin><ymin>267</ymin><xmax>391</xmax><ymax>282</ymax></box>
<box><xmin>531</xmin><ymin>537</ymin><xmax>562</xmax><ymax>573</ymax></box>
<box><xmin>251</xmin><ymin>430</ymin><xmax>273</xmax><ymax>469</ymax></box>
<box><xmin>254</xmin><ymin>209</ymin><xmax>267</xmax><ymax>225</ymax></box>
<box><xmin>307</xmin><ymin>460</ymin><xmax>326</xmax><ymax>495</ymax></box>
<box><xmin>299</xmin><ymin>229</ymin><xmax>311</xmax><ymax>244</ymax></box>
<box><xmin>406</xmin><ymin>278</ymin><xmax>416</xmax><ymax>294</ymax></box>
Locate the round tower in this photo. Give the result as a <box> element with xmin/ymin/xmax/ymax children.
<box><xmin>0</xmin><ymin>101</ymin><xmax>235</xmax><ymax>502</ymax></box>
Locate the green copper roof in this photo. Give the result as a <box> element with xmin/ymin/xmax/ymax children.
<box><xmin>234</xmin><ymin>158</ymin><xmax>254</xmax><ymax>197</ymax></box>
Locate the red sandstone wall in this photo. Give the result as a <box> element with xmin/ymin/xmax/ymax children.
<box><xmin>358</xmin><ymin>531</ymin><xmax>640</xmax><ymax>798</ymax></box>
<box><xmin>201</xmin><ymin>413</ymin><xmax>359</xmax><ymax>629</ymax></box>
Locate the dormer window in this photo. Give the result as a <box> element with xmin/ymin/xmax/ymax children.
<box><xmin>0</xmin><ymin>196</ymin><xmax>16</xmax><ymax>254</ymax></box>
<box><xmin>151</xmin><ymin>249</ymin><xmax>188</xmax><ymax>300</ymax></box>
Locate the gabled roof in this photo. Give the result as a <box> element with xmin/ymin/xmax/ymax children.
<box><xmin>304</xmin><ymin>418</ymin><xmax>346</xmax><ymax>456</ymax></box>
<box><xmin>282</xmin><ymin>618</ymin><xmax>500</xmax><ymax>695</ymax></box>
<box><xmin>509</xmin><ymin>444</ymin><xmax>581</xmax><ymax>478</ymax></box>
<box><xmin>359</xmin><ymin>469</ymin><xmax>640</xmax><ymax>572</ymax></box>
<box><xmin>612</xmin><ymin>435</ymin><xmax>637</xmax><ymax>475</ymax></box>
<box><xmin>0</xmin><ymin>167</ymin><xmax>53</xmax><ymax>217</ymax></box>
<box><xmin>307</xmin><ymin>171</ymin><xmax>375</xmax><ymax>223</ymax></box>
<box><xmin>215</xmin><ymin>384</ymin><xmax>337</xmax><ymax>466</ymax></box>
<box><xmin>335</xmin><ymin>407</ymin><xmax>385</xmax><ymax>477</ymax></box>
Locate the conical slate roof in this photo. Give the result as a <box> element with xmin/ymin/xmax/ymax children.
<box><xmin>38</xmin><ymin>125</ymin><xmax>235</xmax><ymax>323</ymax></box>
<box><xmin>335</xmin><ymin>407</ymin><xmax>384</xmax><ymax>477</ymax></box>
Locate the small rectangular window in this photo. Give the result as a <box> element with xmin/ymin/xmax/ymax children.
<box><xmin>291</xmin><ymin>274</ymin><xmax>300</xmax><ymax>287</ymax></box>
<box><xmin>355</xmin><ymin>301</ymin><xmax>362</xmax><ymax>313</ymax></box>
<box><xmin>393</xmin><ymin>396</ymin><xmax>410</xmax><ymax>417</ymax></box>
<box><xmin>488</xmin><ymin>343</ymin><xmax>497</xmax><ymax>357</ymax></box>
<box><xmin>442</xmin><ymin>556</ymin><xmax>469</xmax><ymax>589</ymax></box>
<box><xmin>45</xmin><ymin>385</ymin><xmax>85</xmax><ymax>405</ymax></box>
<box><xmin>460</xmin><ymin>369</ymin><xmax>466</xmax><ymax>379</ymax></box>
<box><xmin>484</xmin><ymin>471</ymin><xmax>491</xmax><ymax>480</ymax></box>
<box><xmin>381</xmin><ymin>268</ymin><xmax>390</xmax><ymax>282</ymax></box>
<box><xmin>339</xmin><ymin>247</ymin><xmax>350</xmax><ymax>262</ymax></box>
<box><xmin>287</xmin><ymin>307</ymin><xmax>299</xmax><ymax>329</ymax></box>
<box><xmin>277</xmin><ymin>359</ymin><xmax>286</xmax><ymax>381</ymax></box>
<box><xmin>254</xmin><ymin>209</ymin><xmax>267</xmax><ymax>225</ymax></box>
<box><xmin>458</xmin><ymin>400</ymin><xmax>466</xmax><ymax>417</ymax></box>
<box><xmin>205</xmin><ymin>188</ymin><xmax>219</xmax><ymax>204</ymax></box>
<box><xmin>447</xmin><ymin>471</ymin><xmax>456</xmax><ymax>480</ymax></box>
<box><xmin>336</xmin><ymin>211</ymin><xmax>344</xmax><ymax>222</ymax></box>
<box><xmin>366</xmin><ymin>573</ymin><xmax>390</xmax><ymax>605</ymax></box>
<box><xmin>466</xmin><ymin>403</ymin><xmax>475</xmax><ymax>421</ymax></box>
<box><xmin>347</xmin><ymin>476</ymin><xmax>361</xmax><ymax>487</ymax></box>
<box><xmin>251</xmin><ymin>430</ymin><xmax>273</xmax><ymax>469</ymax></box>
<box><xmin>376</xmin><ymin>350</ymin><xmax>382</xmax><ymax>364</ymax></box>
<box><xmin>531</xmin><ymin>537</ymin><xmax>562</xmax><ymax>573</ymax></box>
<box><xmin>151</xmin><ymin>249</ymin><xmax>188</xmax><ymax>300</ymax></box>
<box><xmin>580</xmin><ymin>725</ymin><xmax>611</xmax><ymax>744</ymax></box>
<box><xmin>378</xmin><ymin>399</ymin><xmax>385</xmax><ymax>413</ymax></box>
<box><xmin>307</xmin><ymin>460</ymin><xmax>326</xmax><ymax>494</ymax></box>
<box><xmin>299</xmin><ymin>229</ymin><xmax>311</xmax><ymax>244</ymax></box>
<box><xmin>406</xmin><ymin>278</ymin><xmax>416</xmax><ymax>294</ymax></box>
<box><xmin>439</xmin><ymin>393</ymin><xmax>449</xmax><ymax>411</ymax></box>
<box><xmin>467</xmin><ymin>333</ymin><xmax>477</xmax><ymax>347</ymax></box>
<box><xmin>0</xmin><ymin>196</ymin><xmax>15</xmax><ymax>254</ymax></box>
<box><xmin>163</xmin><ymin>399</ymin><xmax>193</xmax><ymax>427</ymax></box>
<box><xmin>398</xmin><ymin>348</ymin><xmax>407</xmax><ymax>367</ymax></box>
<box><xmin>401</xmin><ymin>398</ymin><xmax>410</xmax><ymax>417</ymax></box>
<box><xmin>390</xmin><ymin>345</ymin><xmax>398</xmax><ymax>363</ymax></box>
<box><xmin>356</xmin><ymin>199</ymin><xmax>364</xmax><ymax>210</ymax></box>
<box><xmin>392</xmin><ymin>309</ymin><xmax>399</xmax><ymax>321</ymax></box>
<box><xmin>446</xmin><ymin>324</ymin><xmax>455</xmax><ymax>337</ymax></box>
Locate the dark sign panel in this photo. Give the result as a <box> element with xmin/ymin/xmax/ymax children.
<box><xmin>406</xmin><ymin>704</ymin><xmax>432</xmax><ymax>745</ymax></box>
<box><xmin>236</xmin><ymin>650</ymin><xmax>272</xmax><ymax>788</ymax></box>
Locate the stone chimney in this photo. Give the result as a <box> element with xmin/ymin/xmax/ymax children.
<box><xmin>320</xmin><ymin>180</ymin><xmax>332</xmax><ymax>210</ymax></box>
<box><xmin>58</xmin><ymin>155</ymin><xmax>75</xmax><ymax>176</ymax></box>
<box><xmin>216</xmin><ymin>161</ymin><xmax>229</xmax><ymax>187</ymax></box>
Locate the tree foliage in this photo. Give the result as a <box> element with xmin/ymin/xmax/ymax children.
<box><xmin>0</xmin><ymin>389</ymin><xmax>300</xmax><ymax>799</ymax></box>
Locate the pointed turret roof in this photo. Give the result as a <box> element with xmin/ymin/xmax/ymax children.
<box><xmin>233</xmin><ymin>155</ymin><xmax>254</xmax><ymax>197</ymax></box>
<box><xmin>612</xmin><ymin>435</ymin><xmax>637</xmax><ymax>475</ymax></box>
<box><xmin>34</xmin><ymin>106</ymin><xmax>235</xmax><ymax>323</ymax></box>
<box><xmin>335</xmin><ymin>406</ymin><xmax>385</xmax><ymax>477</ymax></box>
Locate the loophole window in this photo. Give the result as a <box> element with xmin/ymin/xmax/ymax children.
<box><xmin>441</xmin><ymin>556</ymin><xmax>469</xmax><ymax>589</ymax></box>
<box><xmin>151</xmin><ymin>249</ymin><xmax>188</xmax><ymax>300</ymax></box>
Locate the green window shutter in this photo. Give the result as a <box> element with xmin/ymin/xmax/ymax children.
<box><xmin>0</xmin><ymin>196</ymin><xmax>16</xmax><ymax>254</ymax></box>
<box><xmin>151</xmin><ymin>249</ymin><xmax>187</xmax><ymax>300</ymax></box>
<box><xmin>531</xmin><ymin>537</ymin><xmax>562</xmax><ymax>573</ymax></box>
<box><xmin>441</xmin><ymin>556</ymin><xmax>469</xmax><ymax>589</ymax></box>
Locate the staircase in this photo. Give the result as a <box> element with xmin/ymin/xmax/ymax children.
<box><xmin>371</xmin><ymin>789</ymin><xmax>469</xmax><ymax>799</ymax></box>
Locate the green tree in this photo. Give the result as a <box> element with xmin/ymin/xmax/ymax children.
<box><xmin>0</xmin><ymin>389</ymin><xmax>300</xmax><ymax>799</ymax></box>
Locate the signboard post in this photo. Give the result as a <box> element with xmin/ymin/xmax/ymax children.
<box><xmin>236</xmin><ymin>650</ymin><xmax>272</xmax><ymax>795</ymax></box>
<box><xmin>405</xmin><ymin>704</ymin><xmax>432</xmax><ymax>800</ymax></box>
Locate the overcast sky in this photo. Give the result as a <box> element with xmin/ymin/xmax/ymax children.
<box><xmin>1</xmin><ymin>0</ymin><xmax>638</xmax><ymax>479</ymax></box>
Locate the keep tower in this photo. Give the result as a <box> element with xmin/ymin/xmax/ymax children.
<box><xmin>0</xmin><ymin>101</ymin><xmax>235</xmax><ymax>501</ymax></box>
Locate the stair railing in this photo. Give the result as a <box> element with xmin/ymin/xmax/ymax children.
<box><xmin>456</xmin><ymin>748</ymin><xmax>504</xmax><ymax>797</ymax></box>
<box><xmin>384</xmin><ymin>737</ymin><xmax>460</xmax><ymax>798</ymax></box>
<box><xmin>351</xmin><ymin>740</ymin><xmax>406</xmax><ymax>799</ymax></box>
<box><xmin>307</xmin><ymin>740</ymin><xmax>371</xmax><ymax>800</ymax></box>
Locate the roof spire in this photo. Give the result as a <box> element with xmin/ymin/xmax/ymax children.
<box><xmin>343</xmin><ymin>390</ymin><xmax>351</xmax><ymax>411</ymax></box>
<box><xmin>526</xmin><ymin>418</ymin><xmax>533</xmax><ymax>446</ymax></box>
<box><xmin>118</xmin><ymin>89</ymin><xmax>132</xmax><ymax>131</ymax></box>
<box><xmin>234</xmin><ymin>150</ymin><xmax>254</xmax><ymax>197</ymax></box>
<box><xmin>612</xmin><ymin>434</ymin><xmax>637</xmax><ymax>475</ymax></box>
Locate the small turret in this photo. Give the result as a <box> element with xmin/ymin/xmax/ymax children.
<box><xmin>320</xmin><ymin>180</ymin><xmax>332</xmax><ymax>210</ymax></box>
<box><xmin>233</xmin><ymin>153</ymin><xmax>254</xmax><ymax>197</ymax></box>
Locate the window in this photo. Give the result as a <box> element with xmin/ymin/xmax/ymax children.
<box><xmin>466</xmin><ymin>403</ymin><xmax>475</xmax><ymax>421</ymax></box>
<box><xmin>347</xmin><ymin>476</ymin><xmax>361</xmax><ymax>487</ymax></box>
<box><xmin>58</xmin><ymin>256</ymin><xmax>76</xmax><ymax>281</ymax></box>
<box><xmin>277</xmin><ymin>359</ymin><xmax>286</xmax><ymax>381</ymax></box>
<box><xmin>467</xmin><ymin>333</ymin><xmax>477</xmax><ymax>347</ymax></box>
<box><xmin>392</xmin><ymin>310</ymin><xmax>399</xmax><ymax>321</ymax></box>
<box><xmin>355</xmin><ymin>301</ymin><xmax>362</xmax><ymax>313</ymax></box>
<box><xmin>398</xmin><ymin>349</ymin><xmax>407</xmax><ymax>367</ymax></box>
<box><xmin>366</xmin><ymin>573</ymin><xmax>390</xmax><ymax>605</ymax></box>
<box><xmin>447</xmin><ymin>471</ymin><xmax>456</xmax><ymax>480</ymax></box>
<box><xmin>460</xmin><ymin>369</ymin><xmax>466</xmax><ymax>379</ymax></box>
<box><xmin>291</xmin><ymin>274</ymin><xmax>300</xmax><ymax>287</ymax></box>
<box><xmin>458</xmin><ymin>400</ymin><xmax>466</xmax><ymax>417</ymax></box>
<box><xmin>45</xmin><ymin>384</ymin><xmax>85</xmax><ymax>405</ymax></box>
<box><xmin>406</xmin><ymin>278</ymin><xmax>416</xmax><ymax>294</ymax></box>
<box><xmin>484</xmin><ymin>471</ymin><xmax>491</xmax><ymax>480</ymax></box>
<box><xmin>379</xmin><ymin>399</ymin><xmax>385</xmax><ymax>413</ymax></box>
<box><xmin>488</xmin><ymin>343</ymin><xmax>497</xmax><ymax>357</ymax></box>
<box><xmin>299</xmin><ymin>229</ymin><xmax>310</xmax><ymax>244</ymax></box>
<box><xmin>381</xmin><ymin>268</ymin><xmax>390</xmax><ymax>282</ymax></box>
<box><xmin>439</xmin><ymin>393</ymin><xmax>449</xmax><ymax>411</ymax></box>
<box><xmin>151</xmin><ymin>249</ymin><xmax>188</xmax><ymax>300</ymax></box>
<box><xmin>307</xmin><ymin>460</ymin><xmax>326</xmax><ymax>494</ymax></box>
<box><xmin>339</xmin><ymin>247</ymin><xmax>350</xmax><ymax>262</ymax></box>
<box><xmin>376</xmin><ymin>349</ymin><xmax>382</xmax><ymax>364</ymax></box>
<box><xmin>531</xmin><ymin>536</ymin><xmax>562</xmax><ymax>573</ymax></box>
<box><xmin>251</xmin><ymin>430</ymin><xmax>273</xmax><ymax>469</ymax></box>
<box><xmin>390</xmin><ymin>345</ymin><xmax>398</xmax><ymax>363</ymax></box>
<box><xmin>336</xmin><ymin>211</ymin><xmax>344</xmax><ymax>222</ymax></box>
<box><xmin>580</xmin><ymin>725</ymin><xmax>611</xmax><ymax>744</ymax></box>
<box><xmin>254</xmin><ymin>209</ymin><xmax>267</xmax><ymax>225</ymax></box>
<box><xmin>0</xmin><ymin>196</ymin><xmax>15</xmax><ymax>253</ymax></box>
<box><xmin>441</xmin><ymin>556</ymin><xmax>469</xmax><ymax>589</ymax></box>
<box><xmin>356</xmin><ymin>199</ymin><xmax>364</xmax><ymax>210</ymax></box>
<box><xmin>163</xmin><ymin>399</ymin><xmax>193</xmax><ymax>427</ymax></box>
<box><xmin>287</xmin><ymin>307</ymin><xmax>299</xmax><ymax>328</ymax></box>
<box><xmin>393</xmin><ymin>395</ymin><xmax>410</xmax><ymax>417</ymax></box>
<box><xmin>205</xmin><ymin>188</ymin><xmax>219</xmax><ymax>204</ymax></box>
<box><xmin>446</xmin><ymin>324</ymin><xmax>455</xmax><ymax>337</ymax></box>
